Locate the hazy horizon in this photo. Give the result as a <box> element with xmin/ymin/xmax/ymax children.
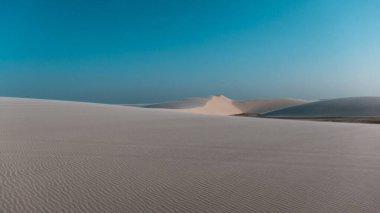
<box><xmin>1</xmin><ymin>0</ymin><xmax>380</xmax><ymax>103</ymax></box>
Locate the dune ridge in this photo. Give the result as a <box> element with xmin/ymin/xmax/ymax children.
<box><xmin>2</xmin><ymin>97</ymin><xmax>380</xmax><ymax>212</ymax></box>
<box><xmin>178</xmin><ymin>95</ymin><xmax>242</xmax><ymax>115</ymax></box>
<box><xmin>141</xmin><ymin>95</ymin><xmax>308</xmax><ymax>116</ymax></box>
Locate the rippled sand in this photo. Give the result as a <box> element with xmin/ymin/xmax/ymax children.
<box><xmin>2</xmin><ymin>97</ymin><xmax>380</xmax><ymax>212</ymax></box>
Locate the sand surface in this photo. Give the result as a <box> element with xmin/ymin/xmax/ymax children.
<box><xmin>2</xmin><ymin>97</ymin><xmax>380</xmax><ymax>212</ymax></box>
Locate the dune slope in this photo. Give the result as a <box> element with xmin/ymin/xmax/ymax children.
<box><xmin>263</xmin><ymin>97</ymin><xmax>380</xmax><ymax>118</ymax></box>
<box><xmin>2</xmin><ymin>97</ymin><xmax>380</xmax><ymax>212</ymax></box>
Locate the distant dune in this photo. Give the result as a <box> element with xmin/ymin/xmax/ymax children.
<box><xmin>2</xmin><ymin>97</ymin><xmax>380</xmax><ymax>212</ymax></box>
<box><xmin>142</xmin><ymin>95</ymin><xmax>308</xmax><ymax>116</ymax></box>
<box><xmin>262</xmin><ymin>97</ymin><xmax>380</xmax><ymax>118</ymax></box>
<box><xmin>143</xmin><ymin>97</ymin><xmax>210</xmax><ymax>109</ymax></box>
<box><xmin>144</xmin><ymin>95</ymin><xmax>241</xmax><ymax>115</ymax></box>
<box><xmin>178</xmin><ymin>95</ymin><xmax>242</xmax><ymax>115</ymax></box>
<box><xmin>234</xmin><ymin>98</ymin><xmax>308</xmax><ymax>114</ymax></box>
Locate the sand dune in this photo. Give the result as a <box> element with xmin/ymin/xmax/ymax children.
<box><xmin>142</xmin><ymin>95</ymin><xmax>307</xmax><ymax>116</ymax></box>
<box><xmin>143</xmin><ymin>97</ymin><xmax>210</xmax><ymax>109</ymax></box>
<box><xmin>178</xmin><ymin>95</ymin><xmax>242</xmax><ymax>115</ymax></box>
<box><xmin>2</xmin><ymin>97</ymin><xmax>380</xmax><ymax>212</ymax></box>
<box><xmin>263</xmin><ymin>97</ymin><xmax>380</xmax><ymax>118</ymax></box>
<box><xmin>142</xmin><ymin>95</ymin><xmax>242</xmax><ymax>116</ymax></box>
<box><xmin>234</xmin><ymin>98</ymin><xmax>308</xmax><ymax>114</ymax></box>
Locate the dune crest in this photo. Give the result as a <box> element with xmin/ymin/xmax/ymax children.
<box><xmin>142</xmin><ymin>95</ymin><xmax>308</xmax><ymax>116</ymax></box>
<box><xmin>180</xmin><ymin>95</ymin><xmax>243</xmax><ymax>115</ymax></box>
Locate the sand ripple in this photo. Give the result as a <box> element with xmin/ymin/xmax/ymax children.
<box><xmin>2</xmin><ymin>98</ymin><xmax>380</xmax><ymax>212</ymax></box>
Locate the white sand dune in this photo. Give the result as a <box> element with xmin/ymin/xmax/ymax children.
<box><xmin>142</xmin><ymin>95</ymin><xmax>308</xmax><ymax>116</ymax></box>
<box><xmin>234</xmin><ymin>98</ymin><xmax>308</xmax><ymax>114</ymax></box>
<box><xmin>142</xmin><ymin>95</ymin><xmax>242</xmax><ymax>116</ymax></box>
<box><xmin>263</xmin><ymin>97</ymin><xmax>380</xmax><ymax>118</ymax></box>
<box><xmin>178</xmin><ymin>95</ymin><xmax>242</xmax><ymax>115</ymax></box>
<box><xmin>143</xmin><ymin>97</ymin><xmax>210</xmax><ymax>109</ymax></box>
<box><xmin>2</xmin><ymin>97</ymin><xmax>380</xmax><ymax>212</ymax></box>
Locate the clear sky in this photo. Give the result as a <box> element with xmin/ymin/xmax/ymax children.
<box><xmin>1</xmin><ymin>0</ymin><xmax>380</xmax><ymax>103</ymax></box>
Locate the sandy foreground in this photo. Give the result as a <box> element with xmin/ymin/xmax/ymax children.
<box><xmin>2</xmin><ymin>98</ymin><xmax>380</xmax><ymax>212</ymax></box>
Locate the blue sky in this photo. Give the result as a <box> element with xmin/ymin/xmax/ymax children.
<box><xmin>1</xmin><ymin>0</ymin><xmax>380</xmax><ymax>103</ymax></box>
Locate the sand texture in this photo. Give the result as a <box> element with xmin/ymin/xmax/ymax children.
<box><xmin>2</xmin><ymin>97</ymin><xmax>380</xmax><ymax>212</ymax></box>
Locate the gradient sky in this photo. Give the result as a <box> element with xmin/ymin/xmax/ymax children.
<box><xmin>1</xmin><ymin>0</ymin><xmax>380</xmax><ymax>103</ymax></box>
